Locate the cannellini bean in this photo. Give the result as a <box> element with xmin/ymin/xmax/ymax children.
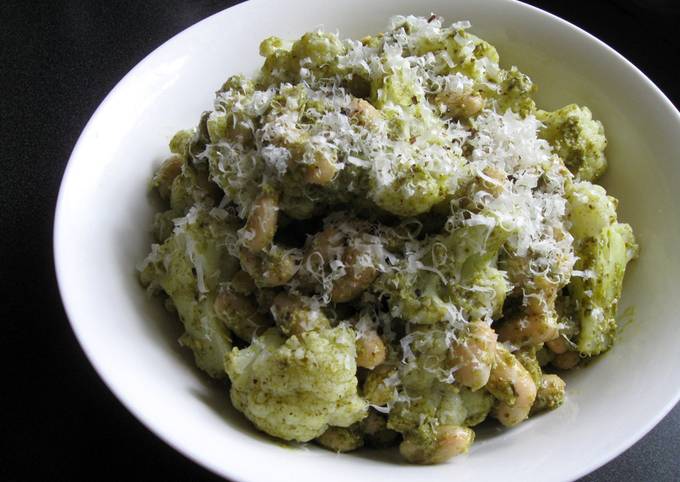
<box><xmin>316</xmin><ymin>426</ymin><xmax>364</xmax><ymax>453</ymax></box>
<box><xmin>153</xmin><ymin>155</ymin><xmax>183</xmax><ymax>200</ymax></box>
<box><xmin>532</xmin><ymin>374</ymin><xmax>566</xmax><ymax>413</ymax></box>
<box><xmin>535</xmin><ymin>345</ymin><xmax>555</xmax><ymax>367</ymax></box>
<box><xmin>301</xmin><ymin>224</ymin><xmax>378</xmax><ymax>301</ymax></box>
<box><xmin>242</xmin><ymin>192</ymin><xmax>279</xmax><ymax>252</ymax></box>
<box><xmin>458</xmin><ymin>94</ymin><xmax>485</xmax><ymax>117</ymax></box>
<box><xmin>478</xmin><ymin>165</ymin><xmax>506</xmax><ymax>197</ymax></box>
<box><xmin>546</xmin><ymin>336</ymin><xmax>569</xmax><ymax>355</ymax></box>
<box><xmin>270</xmin><ymin>292</ymin><xmax>298</xmax><ymax>313</ymax></box>
<box><xmin>239</xmin><ymin>248</ymin><xmax>265</xmax><ymax>283</ymax></box>
<box><xmin>303</xmin><ymin>226</ymin><xmax>341</xmax><ymax>269</ymax></box>
<box><xmin>360</xmin><ymin>35</ymin><xmax>373</xmax><ymax>45</ymax></box>
<box><xmin>305</xmin><ymin>150</ymin><xmax>338</xmax><ymax>185</ymax></box>
<box><xmin>361</xmin><ymin>410</ymin><xmax>385</xmax><ymax>436</ymax></box>
<box><xmin>551</xmin><ymin>350</ymin><xmax>580</xmax><ymax>370</ymax></box>
<box><xmin>213</xmin><ymin>289</ymin><xmax>271</xmax><ymax>342</ymax></box>
<box><xmin>331</xmin><ymin>248</ymin><xmax>378</xmax><ymax>303</ymax></box>
<box><xmin>436</xmin><ymin>91</ymin><xmax>485</xmax><ymax>119</ymax></box>
<box><xmin>449</xmin><ymin>321</ymin><xmax>498</xmax><ymax>391</ymax></box>
<box><xmin>270</xmin><ymin>292</ymin><xmax>329</xmax><ymax>336</ymax></box>
<box><xmin>399</xmin><ymin>426</ymin><xmax>474</xmax><ymax>464</ymax></box>
<box><xmin>229</xmin><ymin>270</ymin><xmax>256</xmax><ymax>295</ymax></box>
<box><xmin>348</xmin><ymin>98</ymin><xmax>380</xmax><ymax>126</ymax></box>
<box><xmin>356</xmin><ymin>330</ymin><xmax>386</xmax><ymax>369</ymax></box>
<box><xmin>253</xmin><ymin>287</ymin><xmax>277</xmax><ymax>313</ymax></box>
<box><xmin>239</xmin><ymin>247</ymin><xmax>300</xmax><ymax>288</ymax></box>
<box><xmin>361</xmin><ymin>410</ymin><xmax>399</xmax><ymax>448</ymax></box>
<box><xmin>497</xmin><ymin>285</ymin><xmax>560</xmax><ymax>346</ymax></box>
<box><xmin>497</xmin><ymin>312</ymin><xmax>560</xmax><ymax>347</ymax></box>
<box><xmin>362</xmin><ymin>364</ymin><xmax>397</xmax><ymax>405</ymax></box>
<box><xmin>488</xmin><ymin>346</ymin><xmax>538</xmax><ymax>427</ymax></box>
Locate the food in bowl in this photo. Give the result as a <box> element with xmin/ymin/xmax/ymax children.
<box><xmin>138</xmin><ymin>14</ymin><xmax>638</xmax><ymax>464</ymax></box>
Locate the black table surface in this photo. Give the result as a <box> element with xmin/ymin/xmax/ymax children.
<box><xmin>2</xmin><ymin>1</ymin><xmax>679</xmax><ymax>480</ymax></box>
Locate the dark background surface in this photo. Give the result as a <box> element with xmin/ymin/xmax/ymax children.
<box><xmin>2</xmin><ymin>0</ymin><xmax>679</xmax><ymax>480</ymax></box>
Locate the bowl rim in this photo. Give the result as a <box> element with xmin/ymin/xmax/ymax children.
<box><xmin>54</xmin><ymin>0</ymin><xmax>680</xmax><ymax>480</ymax></box>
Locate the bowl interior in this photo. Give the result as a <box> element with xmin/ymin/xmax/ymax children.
<box><xmin>55</xmin><ymin>0</ymin><xmax>680</xmax><ymax>481</ymax></box>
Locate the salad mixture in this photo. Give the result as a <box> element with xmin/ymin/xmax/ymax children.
<box><xmin>139</xmin><ymin>15</ymin><xmax>638</xmax><ymax>464</ymax></box>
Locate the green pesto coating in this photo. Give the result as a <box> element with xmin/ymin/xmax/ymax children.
<box><xmin>316</xmin><ymin>424</ymin><xmax>365</xmax><ymax>452</ymax></box>
<box><xmin>538</xmin><ymin>104</ymin><xmax>608</xmax><ymax>181</ymax></box>
<box><xmin>225</xmin><ymin>327</ymin><xmax>368</xmax><ymax>442</ymax></box>
<box><xmin>138</xmin><ymin>13</ymin><xmax>639</xmax><ymax>464</ymax></box>
<box><xmin>375</xmin><ymin>222</ymin><xmax>509</xmax><ymax>324</ymax></box>
<box><xmin>139</xmin><ymin>208</ymin><xmax>241</xmax><ymax>377</ymax></box>
<box><xmin>567</xmin><ymin>182</ymin><xmax>639</xmax><ymax>355</ymax></box>
<box><xmin>361</xmin><ymin>410</ymin><xmax>400</xmax><ymax>448</ymax></box>
<box><xmin>532</xmin><ymin>374</ymin><xmax>566</xmax><ymax>413</ymax></box>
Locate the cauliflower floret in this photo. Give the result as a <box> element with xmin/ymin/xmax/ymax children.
<box><xmin>389</xmin><ymin>383</ymin><xmax>492</xmax><ymax>434</ymax></box>
<box><xmin>372</xmin><ymin>63</ymin><xmax>423</xmax><ymax>108</ymax></box>
<box><xmin>376</xmin><ymin>269</ymin><xmax>453</xmax><ymax>324</ymax></box>
<box><xmin>388</xmin><ymin>326</ymin><xmax>494</xmax><ymax>435</ymax></box>
<box><xmin>370</xmin><ymin>163</ymin><xmax>452</xmax><ymax>217</ymax></box>
<box><xmin>388</xmin><ymin>320</ymin><xmax>490</xmax><ymax>463</ymax></box>
<box><xmin>366</xmin><ymin>104</ymin><xmax>469</xmax><ymax>217</ymax></box>
<box><xmin>139</xmin><ymin>207</ymin><xmax>241</xmax><ymax>377</ymax></box>
<box><xmin>456</xmin><ymin>264</ymin><xmax>509</xmax><ymax>321</ymax></box>
<box><xmin>567</xmin><ymin>181</ymin><xmax>618</xmax><ymax>241</ymax></box>
<box><xmin>571</xmin><ymin>222</ymin><xmax>638</xmax><ymax>355</ymax></box>
<box><xmin>494</xmin><ymin>66</ymin><xmax>537</xmax><ymax>116</ymax></box>
<box><xmin>449</xmin><ymin>32</ymin><xmax>500</xmax><ymax>81</ymax></box>
<box><xmin>258</xmin><ymin>31</ymin><xmax>347</xmax><ymax>87</ymax></box>
<box><xmin>567</xmin><ymin>181</ymin><xmax>639</xmax><ymax>355</ymax></box>
<box><xmin>168</xmin><ymin>163</ymin><xmax>222</xmax><ymax>216</ymax></box>
<box><xmin>538</xmin><ymin>104</ymin><xmax>607</xmax><ymax>181</ymax></box>
<box><xmin>225</xmin><ymin>326</ymin><xmax>368</xmax><ymax>442</ymax></box>
<box><xmin>378</xmin><ymin>223</ymin><xmax>508</xmax><ymax>324</ymax></box>
<box><xmin>459</xmin><ymin>387</ymin><xmax>495</xmax><ymax>426</ymax></box>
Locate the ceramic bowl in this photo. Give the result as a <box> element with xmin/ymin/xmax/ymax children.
<box><xmin>55</xmin><ymin>0</ymin><xmax>680</xmax><ymax>480</ymax></box>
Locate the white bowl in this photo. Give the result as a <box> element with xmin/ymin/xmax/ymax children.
<box><xmin>54</xmin><ymin>0</ymin><xmax>680</xmax><ymax>480</ymax></box>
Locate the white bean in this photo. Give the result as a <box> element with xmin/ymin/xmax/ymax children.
<box><xmin>488</xmin><ymin>346</ymin><xmax>538</xmax><ymax>427</ymax></box>
<box><xmin>356</xmin><ymin>330</ymin><xmax>386</xmax><ymax>369</ymax></box>
<box><xmin>399</xmin><ymin>426</ymin><xmax>474</xmax><ymax>464</ymax></box>
<box><xmin>242</xmin><ymin>192</ymin><xmax>279</xmax><ymax>252</ymax></box>
<box><xmin>449</xmin><ymin>321</ymin><xmax>497</xmax><ymax>391</ymax></box>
